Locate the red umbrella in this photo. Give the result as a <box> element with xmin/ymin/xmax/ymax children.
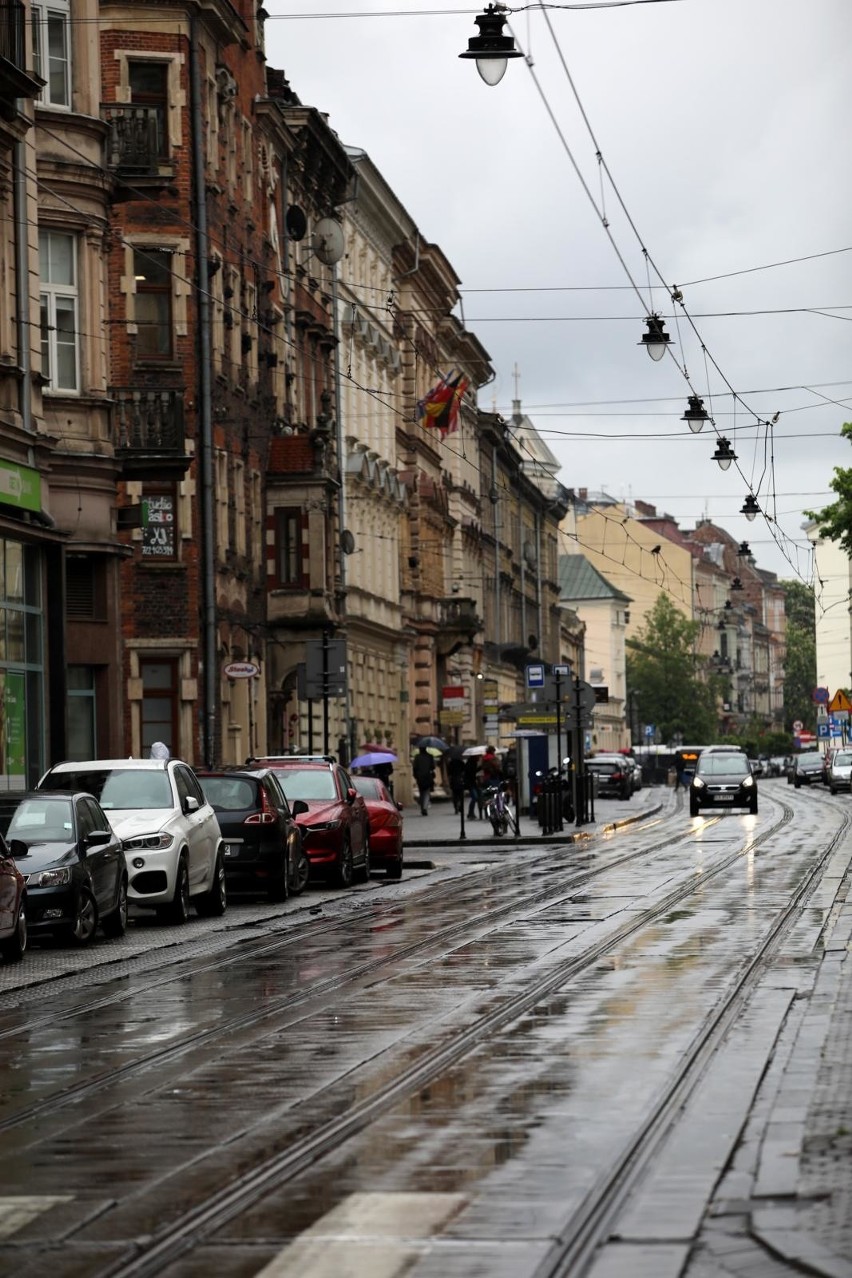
<box><xmin>362</xmin><ymin>742</ymin><xmax>389</xmax><ymax>753</ymax></box>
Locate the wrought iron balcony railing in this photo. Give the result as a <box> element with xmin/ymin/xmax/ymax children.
<box><xmin>103</xmin><ymin>104</ymin><xmax>166</xmax><ymax>175</ymax></box>
<box><xmin>110</xmin><ymin>388</ymin><xmax>185</xmax><ymax>453</ymax></box>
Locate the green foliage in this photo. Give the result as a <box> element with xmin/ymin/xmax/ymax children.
<box><xmin>717</xmin><ymin>727</ymin><xmax>792</xmax><ymax>756</ymax></box>
<box><xmin>804</xmin><ymin>422</ymin><xmax>852</xmax><ymax>556</ymax></box>
<box><xmin>781</xmin><ymin>580</ymin><xmax>816</xmax><ymax>731</ymax></box>
<box><xmin>626</xmin><ymin>595</ymin><xmax>717</xmax><ymax>743</ymax></box>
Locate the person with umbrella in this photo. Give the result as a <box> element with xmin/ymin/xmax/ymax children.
<box><xmin>412</xmin><ymin>745</ymin><xmax>436</xmax><ymax>816</ymax></box>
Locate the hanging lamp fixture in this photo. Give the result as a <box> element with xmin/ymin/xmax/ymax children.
<box><xmin>639</xmin><ymin>314</ymin><xmax>672</xmax><ymax>361</ymax></box>
<box><xmin>741</xmin><ymin>493</ymin><xmax>759</xmax><ymax>522</ymax></box>
<box><xmin>681</xmin><ymin>395</ymin><xmax>709</xmax><ymax>433</ymax></box>
<box><xmin>711</xmin><ymin>437</ymin><xmax>737</xmax><ymax>470</ymax></box>
<box><xmin>459</xmin><ymin>4</ymin><xmax>522</xmax><ymax>86</ymax></box>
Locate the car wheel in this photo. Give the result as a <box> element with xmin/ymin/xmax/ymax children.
<box><xmin>830</xmin><ymin>785</ymin><xmax>837</xmax><ymax>795</ymax></box>
<box><xmin>267</xmin><ymin>862</ymin><xmax>289</xmax><ymax>903</ymax></box>
<box><xmin>196</xmin><ymin>850</ymin><xmax>227</xmax><ymax>917</ymax></box>
<box><xmin>290</xmin><ymin>848</ymin><xmax>310</xmax><ymax>896</ymax></box>
<box><xmin>689</xmin><ymin>797</ymin><xmax>699</xmax><ymax>817</ymax></box>
<box><xmin>356</xmin><ymin>837</ymin><xmax>371</xmax><ymax>883</ymax></box>
<box><xmin>0</xmin><ymin>899</ymin><xmax>27</xmax><ymax>962</ymax></box>
<box><xmin>386</xmin><ymin>845</ymin><xmax>403</xmax><ymax>880</ymax></box>
<box><xmin>749</xmin><ymin>796</ymin><xmax>758</xmax><ymax>815</ymax></box>
<box><xmin>159</xmin><ymin>856</ymin><xmax>190</xmax><ymax>925</ymax></box>
<box><xmin>794</xmin><ymin>779</ymin><xmax>801</xmax><ymax>788</ymax></box>
<box><xmin>102</xmin><ymin>876</ymin><xmax>128</xmax><ymax>938</ymax></box>
<box><xmin>335</xmin><ymin>835</ymin><xmax>354</xmax><ymax>889</ymax></box>
<box><xmin>67</xmin><ymin>889</ymin><xmax>98</xmax><ymax>946</ymax></box>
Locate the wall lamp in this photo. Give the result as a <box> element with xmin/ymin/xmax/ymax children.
<box><xmin>639</xmin><ymin>314</ymin><xmax>671</xmax><ymax>361</ymax></box>
<box><xmin>459</xmin><ymin>4</ymin><xmax>522</xmax><ymax>86</ymax></box>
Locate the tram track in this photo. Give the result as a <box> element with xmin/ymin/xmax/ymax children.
<box><xmin>0</xmin><ymin>800</ymin><xmax>740</xmax><ymax>1133</ymax></box>
<box><xmin>90</xmin><ymin>792</ymin><xmax>813</xmax><ymax>1277</ymax></box>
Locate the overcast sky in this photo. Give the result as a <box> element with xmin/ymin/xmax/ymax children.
<box><xmin>266</xmin><ymin>0</ymin><xmax>851</xmax><ymax>587</ymax></box>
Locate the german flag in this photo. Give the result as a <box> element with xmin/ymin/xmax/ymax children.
<box><xmin>417</xmin><ymin>371</ymin><xmax>469</xmax><ymax>436</ymax></box>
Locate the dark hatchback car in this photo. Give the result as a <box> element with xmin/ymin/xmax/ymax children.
<box><xmin>586</xmin><ymin>755</ymin><xmax>632</xmax><ymax>800</ymax></box>
<box><xmin>250</xmin><ymin>756</ymin><xmax>370</xmax><ymax>889</ymax></box>
<box><xmin>0</xmin><ymin>837</ymin><xmax>27</xmax><ymax>962</ymax></box>
<box><xmin>689</xmin><ymin>751</ymin><xmax>757</xmax><ymax>816</ymax></box>
<box><xmin>195</xmin><ymin>768</ymin><xmax>309</xmax><ymax>900</ymax></box>
<box><xmin>793</xmin><ymin>752</ymin><xmax>825</xmax><ymax>788</ymax></box>
<box><xmin>6</xmin><ymin>792</ymin><xmax>127</xmax><ymax>944</ymax></box>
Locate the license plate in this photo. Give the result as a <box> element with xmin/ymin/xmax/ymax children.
<box><xmin>715</xmin><ymin>795</ymin><xmax>735</xmax><ymax>803</ymax></box>
<box><xmin>224</xmin><ymin>843</ymin><xmax>238</xmax><ymax>857</ymax></box>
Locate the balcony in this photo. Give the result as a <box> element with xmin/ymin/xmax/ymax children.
<box><xmin>436</xmin><ymin>596</ymin><xmax>481</xmax><ymax>658</ymax></box>
<box><xmin>0</xmin><ymin>3</ymin><xmax>44</xmax><ymax>116</ymax></box>
<box><xmin>103</xmin><ymin>104</ymin><xmax>175</xmax><ymax>192</ymax></box>
<box><xmin>110</xmin><ymin>388</ymin><xmax>190</xmax><ymax>479</ymax></box>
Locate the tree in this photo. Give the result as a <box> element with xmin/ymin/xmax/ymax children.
<box><xmin>626</xmin><ymin>595</ymin><xmax>717</xmax><ymax>743</ymax></box>
<box><xmin>781</xmin><ymin>580</ymin><xmax>816</xmax><ymax>731</ymax></box>
<box><xmin>804</xmin><ymin>422</ymin><xmax>852</xmax><ymax>555</ymax></box>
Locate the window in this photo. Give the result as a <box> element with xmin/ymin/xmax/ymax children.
<box><xmin>128</xmin><ymin>61</ymin><xmax>169</xmax><ymax>158</ymax></box>
<box><xmin>39</xmin><ymin>230</ymin><xmax>78</xmax><ymax>392</ymax></box>
<box><xmin>141</xmin><ymin>659</ymin><xmax>177</xmax><ymax>757</ymax></box>
<box><xmin>275</xmin><ymin>508</ymin><xmax>305</xmax><ymax>587</ymax></box>
<box><xmin>32</xmin><ymin>1</ymin><xmax>71</xmax><ymax>108</ymax></box>
<box><xmin>134</xmin><ymin>248</ymin><xmax>173</xmax><ymax>359</ymax></box>
<box><xmin>67</xmin><ymin>666</ymin><xmax>97</xmax><ymax>761</ymax></box>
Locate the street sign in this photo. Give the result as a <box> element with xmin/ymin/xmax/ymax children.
<box><xmin>817</xmin><ymin>722</ymin><xmax>830</xmax><ymax>739</ymax></box>
<box><xmin>812</xmin><ymin>687</ymin><xmax>829</xmax><ymax>704</ymax></box>
<box><xmin>645</xmin><ymin>724</ymin><xmax>655</xmax><ymax>739</ymax></box>
<box><xmin>792</xmin><ymin>719</ymin><xmax>803</xmax><ymax>733</ymax></box>
<box><xmin>553</xmin><ymin>664</ymin><xmax>571</xmax><ymax>677</ymax></box>
<box><xmin>829</xmin><ymin>688</ymin><xmax>852</xmax><ymax>713</ymax></box>
<box><xmin>525</xmin><ymin>663</ymin><xmax>545</xmax><ymax>689</ymax></box>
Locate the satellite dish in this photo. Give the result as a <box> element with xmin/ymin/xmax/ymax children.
<box><xmin>313</xmin><ymin>217</ymin><xmax>345</xmax><ymax>265</ymax></box>
<box><xmin>286</xmin><ymin>205</ymin><xmax>307</xmax><ymax>241</ymax></box>
<box><xmin>340</xmin><ymin>529</ymin><xmax>356</xmax><ymax>555</ymax></box>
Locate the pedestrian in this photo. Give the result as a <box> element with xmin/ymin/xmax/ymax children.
<box><xmin>447</xmin><ymin>752</ymin><xmax>465</xmax><ymax>814</ymax></box>
<box><xmin>464</xmin><ymin>753</ymin><xmax>480</xmax><ymax>819</ymax></box>
<box><xmin>374</xmin><ymin>761</ymin><xmax>394</xmax><ymax>796</ymax></box>
<box><xmin>412</xmin><ymin>746</ymin><xmax>436</xmax><ymax>815</ymax></box>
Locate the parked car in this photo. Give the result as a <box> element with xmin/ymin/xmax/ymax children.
<box><xmin>690</xmin><ymin>751</ymin><xmax>757</xmax><ymax>816</ymax></box>
<box><xmin>37</xmin><ymin>758</ymin><xmax>226</xmax><ymax>924</ymax></box>
<box><xmin>195</xmin><ymin>767</ymin><xmax>309</xmax><ymax>899</ymax></box>
<box><xmin>5</xmin><ymin>791</ymin><xmax>127</xmax><ymax>945</ymax></box>
<box><xmin>793</xmin><ymin>753</ymin><xmax>825</xmax><ymax>788</ymax></box>
<box><xmin>249</xmin><ymin>756</ymin><xmax>370</xmax><ymax>888</ymax></box>
<box><xmin>0</xmin><ymin>836</ymin><xmax>27</xmax><ymax>962</ymax></box>
<box><xmin>827</xmin><ymin>748</ymin><xmax>852</xmax><ymax>794</ymax></box>
<box><xmin>350</xmin><ymin>775</ymin><xmax>403</xmax><ymax>879</ymax></box>
<box><xmin>748</xmin><ymin>757</ymin><xmax>764</xmax><ymax>778</ymax></box>
<box><xmin>586</xmin><ymin>755</ymin><xmax>632</xmax><ymax>800</ymax></box>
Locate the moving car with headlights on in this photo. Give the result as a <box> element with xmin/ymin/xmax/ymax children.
<box><xmin>195</xmin><ymin>767</ymin><xmax>309</xmax><ymax>899</ymax></box>
<box><xmin>350</xmin><ymin>775</ymin><xmax>403</xmax><ymax>879</ymax></box>
<box><xmin>6</xmin><ymin>791</ymin><xmax>126</xmax><ymax>945</ymax></box>
<box><xmin>250</xmin><ymin>756</ymin><xmax>369</xmax><ymax>888</ymax></box>
<box><xmin>792</xmin><ymin>752</ymin><xmax>825</xmax><ymax>788</ymax></box>
<box><xmin>0</xmin><ymin>836</ymin><xmax>27</xmax><ymax>961</ymax></box>
<box><xmin>38</xmin><ymin>758</ymin><xmax>226</xmax><ymax>924</ymax></box>
<box><xmin>689</xmin><ymin>750</ymin><xmax>757</xmax><ymax>816</ymax></box>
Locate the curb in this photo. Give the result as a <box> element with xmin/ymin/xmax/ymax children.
<box><xmin>404</xmin><ymin>801</ymin><xmax>665</xmax><ymax>852</ymax></box>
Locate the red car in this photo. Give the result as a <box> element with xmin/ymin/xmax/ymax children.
<box><xmin>251</xmin><ymin>757</ymin><xmax>370</xmax><ymax>889</ymax></box>
<box><xmin>0</xmin><ymin>835</ymin><xmax>27</xmax><ymax>962</ymax></box>
<box><xmin>351</xmin><ymin>776</ymin><xmax>403</xmax><ymax>879</ymax></box>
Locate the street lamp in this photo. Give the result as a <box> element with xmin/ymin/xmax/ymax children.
<box><xmin>638</xmin><ymin>314</ymin><xmax>672</xmax><ymax>361</ymax></box>
<box><xmin>681</xmin><ymin>395</ymin><xmax>709</xmax><ymax>433</ymax></box>
<box><xmin>459</xmin><ymin>4</ymin><xmax>522</xmax><ymax>86</ymax></box>
<box><xmin>741</xmin><ymin>493</ymin><xmax>759</xmax><ymax>521</ymax></box>
<box><xmin>711</xmin><ymin>437</ymin><xmax>737</xmax><ymax>470</ymax></box>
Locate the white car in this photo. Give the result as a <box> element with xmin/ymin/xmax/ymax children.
<box><xmin>37</xmin><ymin>758</ymin><xmax>226</xmax><ymax>923</ymax></box>
<box><xmin>828</xmin><ymin>748</ymin><xmax>852</xmax><ymax>794</ymax></box>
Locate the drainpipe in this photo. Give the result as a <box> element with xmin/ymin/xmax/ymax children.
<box><xmin>13</xmin><ymin>141</ymin><xmax>32</xmax><ymax>433</ymax></box>
<box><xmin>331</xmin><ymin>262</ymin><xmax>352</xmax><ymax>762</ymax></box>
<box><xmin>535</xmin><ymin>508</ymin><xmax>543</xmax><ymax>651</ymax></box>
<box><xmin>189</xmin><ymin>15</ymin><xmax>217</xmax><ymax>765</ymax></box>
<box><xmin>491</xmin><ymin>447</ymin><xmax>501</xmax><ymax>649</ymax></box>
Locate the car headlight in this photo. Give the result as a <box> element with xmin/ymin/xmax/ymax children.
<box><xmin>123</xmin><ymin>832</ymin><xmax>174</xmax><ymax>851</ymax></box>
<box><xmin>29</xmin><ymin>866</ymin><xmax>72</xmax><ymax>888</ymax></box>
<box><xmin>692</xmin><ymin>778</ymin><xmax>705</xmax><ymax>789</ymax></box>
<box><xmin>306</xmin><ymin>820</ymin><xmax>342</xmax><ymax>832</ymax></box>
<box><xmin>743</xmin><ymin>775</ymin><xmax>755</xmax><ymax>787</ymax></box>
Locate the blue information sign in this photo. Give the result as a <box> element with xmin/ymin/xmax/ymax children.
<box><xmin>644</xmin><ymin>724</ymin><xmax>655</xmax><ymax>739</ymax></box>
<box><xmin>525</xmin><ymin>663</ymin><xmax>545</xmax><ymax>689</ymax></box>
<box><xmin>817</xmin><ymin>722</ymin><xmax>830</xmax><ymax>738</ymax></box>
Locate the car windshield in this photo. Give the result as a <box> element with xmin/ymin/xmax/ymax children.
<box><xmin>799</xmin><ymin>755</ymin><xmax>822</xmax><ymax>769</ymax></box>
<box><xmin>45</xmin><ymin>769</ymin><xmax>173</xmax><ymax>810</ymax></box>
<box><xmin>198</xmin><ymin>777</ymin><xmax>257</xmax><ymax>811</ymax></box>
<box><xmin>833</xmin><ymin>752</ymin><xmax>852</xmax><ymax>766</ymax></box>
<box><xmin>697</xmin><ymin>754</ymin><xmax>749</xmax><ymax>777</ymax></box>
<box><xmin>352</xmin><ymin>777</ymin><xmax>382</xmax><ymax>800</ymax></box>
<box><xmin>274</xmin><ymin>768</ymin><xmax>337</xmax><ymax>801</ymax></box>
<box><xmin>588</xmin><ymin>761</ymin><xmax>618</xmax><ymax>772</ymax></box>
<box><xmin>8</xmin><ymin>798</ymin><xmax>73</xmax><ymax>842</ymax></box>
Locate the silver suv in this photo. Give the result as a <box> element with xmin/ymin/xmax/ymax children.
<box><xmin>37</xmin><ymin>758</ymin><xmax>226</xmax><ymax>923</ymax></box>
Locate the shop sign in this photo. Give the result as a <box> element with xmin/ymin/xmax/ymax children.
<box><xmin>0</xmin><ymin>459</ymin><xmax>41</xmax><ymax>513</ymax></box>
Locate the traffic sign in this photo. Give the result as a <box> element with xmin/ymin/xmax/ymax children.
<box><xmin>792</xmin><ymin>719</ymin><xmax>803</xmax><ymax>733</ymax></box>
<box><xmin>645</xmin><ymin>724</ymin><xmax>655</xmax><ymax>739</ymax></box>
<box><xmin>553</xmin><ymin>664</ymin><xmax>571</xmax><ymax>677</ymax></box>
<box><xmin>812</xmin><ymin>687</ymin><xmax>830</xmax><ymax>704</ymax></box>
<box><xmin>817</xmin><ymin>722</ymin><xmax>830</xmax><ymax>738</ymax></box>
<box><xmin>525</xmin><ymin>663</ymin><xmax>545</xmax><ymax>689</ymax></box>
<box><xmin>829</xmin><ymin>689</ymin><xmax>852</xmax><ymax>713</ymax></box>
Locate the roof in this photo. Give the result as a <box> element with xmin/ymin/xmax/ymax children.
<box><xmin>559</xmin><ymin>554</ymin><xmax>632</xmax><ymax>604</ymax></box>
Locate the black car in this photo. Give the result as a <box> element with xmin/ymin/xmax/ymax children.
<box><xmin>195</xmin><ymin>768</ymin><xmax>309</xmax><ymax>900</ymax></box>
<box><xmin>586</xmin><ymin>756</ymin><xmax>632</xmax><ymax>800</ymax></box>
<box><xmin>689</xmin><ymin>751</ymin><xmax>757</xmax><ymax>816</ymax></box>
<box><xmin>793</xmin><ymin>752</ymin><xmax>825</xmax><ymax>788</ymax></box>
<box><xmin>5</xmin><ymin>792</ymin><xmax>127</xmax><ymax>944</ymax></box>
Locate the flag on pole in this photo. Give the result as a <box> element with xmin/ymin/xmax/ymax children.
<box><xmin>417</xmin><ymin>371</ymin><xmax>469</xmax><ymax>437</ymax></box>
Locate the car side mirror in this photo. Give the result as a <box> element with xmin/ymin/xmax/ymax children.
<box><xmin>346</xmin><ymin>788</ymin><xmax>357</xmax><ymax>804</ymax></box>
<box><xmin>291</xmin><ymin>799</ymin><xmax>308</xmax><ymax>817</ymax></box>
<box><xmin>184</xmin><ymin>795</ymin><xmax>200</xmax><ymax>814</ymax></box>
<box><xmin>87</xmin><ymin>829</ymin><xmax>112</xmax><ymax>846</ymax></box>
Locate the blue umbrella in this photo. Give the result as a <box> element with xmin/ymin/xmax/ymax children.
<box><xmin>350</xmin><ymin>751</ymin><xmax>397</xmax><ymax>769</ymax></box>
